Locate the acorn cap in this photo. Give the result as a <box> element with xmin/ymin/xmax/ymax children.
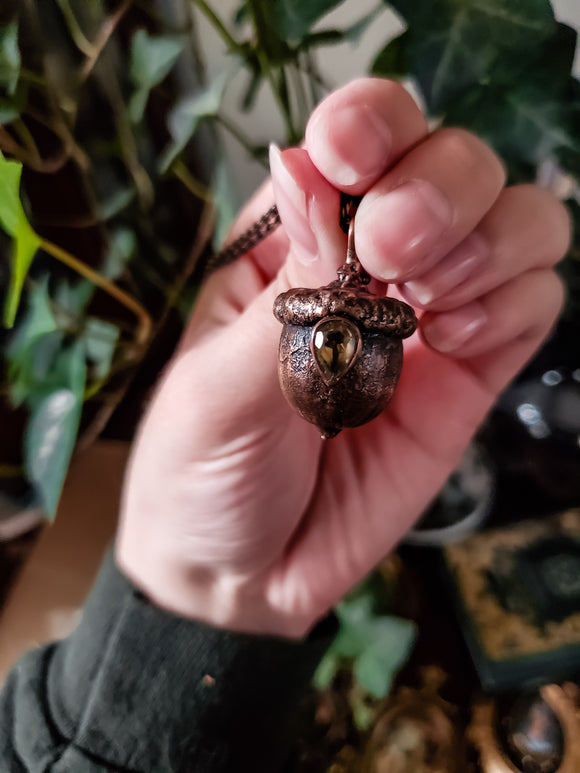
<box><xmin>273</xmin><ymin>282</ymin><xmax>417</xmax><ymax>338</ymax></box>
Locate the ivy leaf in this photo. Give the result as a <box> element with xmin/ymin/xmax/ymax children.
<box><xmin>83</xmin><ymin>317</ymin><xmax>120</xmax><ymax>380</ymax></box>
<box><xmin>7</xmin><ymin>278</ymin><xmax>59</xmax><ymax>406</ymax></box>
<box><xmin>53</xmin><ymin>278</ymin><xmax>94</xmax><ymax>321</ymax></box>
<box><xmin>443</xmin><ymin>23</ymin><xmax>579</xmax><ymax>174</ymax></box>
<box><xmin>212</xmin><ymin>153</ymin><xmax>239</xmax><ymax>250</ymax></box>
<box><xmin>447</xmin><ymin>84</ymin><xmax>578</xmax><ymax>171</ymax></box>
<box><xmin>246</xmin><ymin>0</ymin><xmax>293</xmax><ymax>62</ymax></box>
<box><xmin>4</xmin><ymin>204</ymin><xmax>42</xmax><ymax>328</ymax></box>
<box><xmin>313</xmin><ymin>582</ymin><xmax>416</xmax><ymax>698</ymax></box>
<box><xmin>269</xmin><ymin>0</ymin><xmax>346</xmax><ymax>41</ymax></box>
<box><xmin>102</xmin><ymin>227</ymin><xmax>136</xmax><ymax>280</ymax></box>
<box><xmin>0</xmin><ymin>154</ymin><xmax>42</xmax><ymax>327</ymax></box>
<box><xmin>240</xmin><ymin>68</ymin><xmax>262</xmax><ymax>112</ymax></box>
<box><xmin>343</xmin><ymin>3</ymin><xmax>384</xmax><ymax>43</ymax></box>
<box><xmin>129</xmin><ymin>30</ymin><xmax>184</xmax><ymax>123</ymax></box>
<box><xmin>297</xmin><ymin>29</ymin><xmax>345</xmax><ymax>51</ymax></box>
<box><xmin>0</xmin><ymin>96</ymin><xmax>21</xmax><ymax>123</ymax></box>
<box><xmin>382</xmin><ymin>0</ymin><xmax>557</xmax><ymax>113</ymax></box>
<box><xmin>0</xmin><ymin>21</ymin><xmax>20</xmax><ymax>96</ymax></box>
<box><xmin>0</xmin><ymin>152</ymin><xmax>23</xmax><ymax>237</ymax></box>
<box><xmin>353</xmin><ymin>617</ymin><xmax>416</xmax><ymax>698</ymax></box>
<box><xmin>312</xmin><ymin>652</ymin><xmax>339</xmax><ymax>690</ymax></box>
<box><xmin>25</xmin><ymin>340</ymin><xmax>86</xmax><ymax>519</ymax></box>
<box><xmin>371</xmin><ymin>30</ymin><xmax>409</xmax><ymax>78</ymax></box>
<box><xmin>159</xmin><ymin>73</ymin><xmax>227</xmax><ymax>173</ymax></box>
<box><xmin>99</xmin><ymin>186</ymin><xmax>135</xmax><ymax>221</ymax></box>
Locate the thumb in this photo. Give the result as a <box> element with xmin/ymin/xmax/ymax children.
<box><xmin>269</xmin><ymin>144</ymin><xmax>345</xmax><ymax>288</ymax></box>
<box><xmin>171</xmin><ymin>145</ymin><xmax>348</xmax><ymax>446</ymax></box>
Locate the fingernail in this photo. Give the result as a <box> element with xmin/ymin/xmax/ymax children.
<box><xmin>359</xmin><ymin>180</ymin><xmax>453</xmax><ymax>281</ymax></box>
<box><xmin>269</xmin><ymin>143</ymin><xmax>318</xmax><ymax>264</ymax></box>
<box><xmin>422</xmin><ymin>301</ymin><xmax>487</xmax><ymax>352</ymax></box>
<box><xmin>404</xmin><ymin>232</ymin><xmax>489</xmax><ymax>305</ymax></box>
<box><xmin>317</xmin><ymin>104</ymin><xmax>392</xmax><ymax>187</ymax></box>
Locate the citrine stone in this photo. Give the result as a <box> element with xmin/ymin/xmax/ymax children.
<box><xmin>311</xmin><ymin>317</ymin><xmax>361</xmax><ymax>385</ymax></box>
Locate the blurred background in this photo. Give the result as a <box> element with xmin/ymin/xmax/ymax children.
<box><xmin>1</xmin><ymin>1</ymin><xmax>580</xmax><ymax>770</ymax></box>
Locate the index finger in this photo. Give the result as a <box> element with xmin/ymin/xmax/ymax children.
<box><xmin>305</xmin><ymin>78</ymin><xmax>429</xmax><ymax>194</ymax></box>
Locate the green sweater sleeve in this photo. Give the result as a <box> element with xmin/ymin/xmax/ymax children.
<box><xmin>0</xmin><ymin>553</ymin><xmax>337</xmax><ymax>772</ymax></box>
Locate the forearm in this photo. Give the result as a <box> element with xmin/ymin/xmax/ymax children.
<box><xmin>0</xmin><ymin>553</ymin><xmax>336</xmax><ymax>772</ymax></box>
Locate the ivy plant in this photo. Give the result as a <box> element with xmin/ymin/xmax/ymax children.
<box><xmin>0</xmin><ymin>0</ymin><xmax>578</xmax><ymax>521</ymax></box>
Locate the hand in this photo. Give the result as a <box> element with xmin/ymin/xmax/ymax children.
<box><xmin>117</xmin><ymin>78</ymin><xmax>570</xmax><ymax>638</ymax></box>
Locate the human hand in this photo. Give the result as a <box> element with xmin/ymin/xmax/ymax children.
<box><xmin>117</xmin><ymin>78</ymin><xmax>570</xmax><ymax>638</ymax></box>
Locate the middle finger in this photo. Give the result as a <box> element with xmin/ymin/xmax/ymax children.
<box><xmin>355</xmin><ymin>128</ymin><xmax>506</xmax><ymax>282</ymax></box>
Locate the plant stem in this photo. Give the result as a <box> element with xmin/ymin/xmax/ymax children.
<box><xmin>288</xmin><ymin>63</ymin><xmax>308</xmax><ymax>137</ymax></box>
<box><xmin>39</xmin><ymin>238</ymin><xmax>152</xmax><ymax>345</ymax></box>
<box><xmin>19</xmin><ymin>68</ymin><xmax>49</xmax><ymax>87</ymax></box>
<box><xmin>172</xmin><ymin>161</ymin><xmax>212</xmax><ymax>201</ymax></box>
<box><xmin>0</xmin><ymin>464</ymin><xmax>24</xmax><ymax>478</ymax></box>
<box><xmin>80</xmin><ymin>0</ymin><xmax>133</xmax><ymax>81</ymax></box>
<box><xmin>255</xmin><ymin>48</ymin><xmax>297</xmax><ymax>143</ymax></box>
<box><xmin>13</xmin><ymin>118</ymin><xmax>41</xmax><ymax>160</ymax></box>
<box><xmin>213</xmin><ymin>113</ymin><xmax>269</xmax><ymax>167</ymax></box>
<box><xmin>192</xmin><ymin>0</ymin><xmax>243</xmax><ymax>54</ymax></box>
<box><xmin>56</xmin><ymin>0</ymin><xmax>97</xmax><ymax>57</ymax></box>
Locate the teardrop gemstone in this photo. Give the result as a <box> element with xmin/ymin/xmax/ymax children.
<box><xmin>311</xmin><ymin>317</ymin><xmax>361</xmax><ymax>385</ymax></box>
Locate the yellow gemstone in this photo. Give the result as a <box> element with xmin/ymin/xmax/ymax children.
<box><xmin>311</xmin><ymin>317</ymin><xmax>360</xmax><ymax>385</ymax></box>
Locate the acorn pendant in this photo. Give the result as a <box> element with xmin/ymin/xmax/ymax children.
<box><xmin>273</xmin><ymin>215</ymin><xmax>417</xmax><ymax>439</ymax></box>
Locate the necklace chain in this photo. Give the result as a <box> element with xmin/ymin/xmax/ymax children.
<box><xmin>204</xmin><ymin>193</ymin><xmax>362</xmax><ymax>277</ymax></box>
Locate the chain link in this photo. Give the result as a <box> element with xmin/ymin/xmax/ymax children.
<box><xmin>203</xmin><ymin>204</ymin><xmax>281</xmax><ymax>277</ymax></box>
<box><xmin>203</xmin><ymin>193</ymin><xmax>362</xmax><ymax>278</ymax></box>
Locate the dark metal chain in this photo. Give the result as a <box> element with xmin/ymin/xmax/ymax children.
<box><xmin>203</xmin><ymin>193</ymin><xmax>362</xmax><ymax>278</ymax></box>
<box><xmin>203</xmin><ymin>204</ymin><xmax>281</xmax><ymax>276</ymax></box>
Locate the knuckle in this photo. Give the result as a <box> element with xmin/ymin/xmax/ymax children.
<box><xmin>527</xmin><ymin>269</ymin><xmax>566</xmax><ymax>332</ymax></box>
<box><xmin>509</xmin><ymin>185</ymin><xmax>572</xmax><ymax>263</ymax></box>
<box><xmin>433</xmin><ymin>128</ymin><xmax>506</xmax><ymax>188</ymax></box>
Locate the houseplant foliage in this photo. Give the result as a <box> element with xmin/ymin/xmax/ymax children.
<box><xmin>1</xmin><ymin>0</ymin><xmax>578</xmax><ymax>518</ymax></box>
<box><xmin>1</xmin><ymin>0</ymin><xmax>579</xmax><ymax>764</ymax></box>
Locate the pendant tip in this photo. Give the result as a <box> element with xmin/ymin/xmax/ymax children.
<box><xmin>320</xmin><ymin>427</ymin><xmax>341</xmax><ymax>440</ymax></box>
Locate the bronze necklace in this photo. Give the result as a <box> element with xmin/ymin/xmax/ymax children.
<box><xmin>208</xmin><ymin>197</ymin><xmax>417</xmax><ymax>438</ymax></box>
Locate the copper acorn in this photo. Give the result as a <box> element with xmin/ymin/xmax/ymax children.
<box><xmin>273</xmin><ymin>257</ymin><xmax>417</xmax><ymax>439</ymax></box>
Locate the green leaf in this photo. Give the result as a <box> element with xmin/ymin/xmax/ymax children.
<box><xmin>269</xmin><ymin>0</ymin><xmax>346</xmax><ymax>41</ymax></box>
<box><xmin>371</xmin><ymin>30</ymin><xmax>409</xmax><ymax>78</ymax></box>
<box><xmin>384</xmin><ymin>0</ymin><xmax>557</xmax><ymax>113</ymax></box>
<box><xmin>240</xmin><ymin>68</ymin><xmax>263</xmax><ymax>112</ymax></box>
<box><xmin>0</xmin><ymin>21</ymin><xmax>20</xmax><ymax>96</ymax></box>
<box><xmin>159</xmin><ymin>73</ymin><xmax>227</xmax><ymax>173</ymax></box>
<box><xmin>53</xmin><ymin>278</ymin><xmax>94</xmax><ymax>320</ymax></box>
<box><xmin>83</xmin><ymin>317</ymin><xmax>120</xmax><ymax>380</ymax></box>
<box><xmin>0</xmin><ymin>96</ymin><xmax>21</xmax><ymax>123</ymax></box>
<box><xmin>314</xmin><ymin>576</ymin><xmax>416</xmax><ymax>699</ymax></box>
<box><xmin>212</xmin><ymin>153</ymin><xmax>239</xmax><ymax>250</ymax></box>
<box><xmin>353</xmin><ymin>617</ymin><xmax>416</xmax><ymax>698</ymax></box>
<box><xmin>102</xmin><ymin>227</ymin><xmax>136</xmax><ymax>280</ymax></box>
<box><xmin>99</xmin><ymin>186</ymin><xmax>135</xmax><ymax>221</ymax></box>
<box><xmin>25</xmin><ymin>341</ymin><xmax>86</xmax><ymax>519</ymax></box>
<box><xmin>0</xmin><ymin>152</ymin><xmax>23</xmax><ymax>237</ymax></box>
<box><xmin>246</xmin><ymin>0</ymin><xmax>293</xmax><ymax>61</ymax></box>
<box><xmin>129</xmin><ymin>30</ymin><xmax>184</xmax><ymax>123</ymax></box>
<box><xmin>0</xmin><ymin>154</ymin><xmax>42</xmax><ymax>326</ymax></box>
<box><xmin>4</xmin><ymin>203</ymin><xmax>42</xmax><ymax>327</ymax></box>
<box><xmin>7</xmin><ymin>279</ymin><xmax>58</xmax><ymax>405</ymax></box>
<box><xmin>313</xmin><ymin>652</ymin><xmax>340</xmax><ymax>690</ymax></box>
<box><xmin>7</xmin><ymin>279</ymin><xmax>63</xmax><ymax>407</ymax></box>
<box><xmin>343</xmin><ymin>4</ymin><xmax>384</xmax><ymax>43</ymax></box>
<box><xmin>352</xmin><ymin>699</ymin><xmax>376</xmax><ymax>732</ymax></box>
<box><xmin>445</xmin><ymin>81</ymin><xmax>579</xmax><ymax>173</ymax></box>
<box><xmin>296</xmin><ymin>29</ymin><xmax>345</xmax><ymax>51</ymax></box>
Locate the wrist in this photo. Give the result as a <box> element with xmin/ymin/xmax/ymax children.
<box><xmin>115</xmin><ymin>541</ymin><xmax>315</xmax><ymax>640</ymax></box>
